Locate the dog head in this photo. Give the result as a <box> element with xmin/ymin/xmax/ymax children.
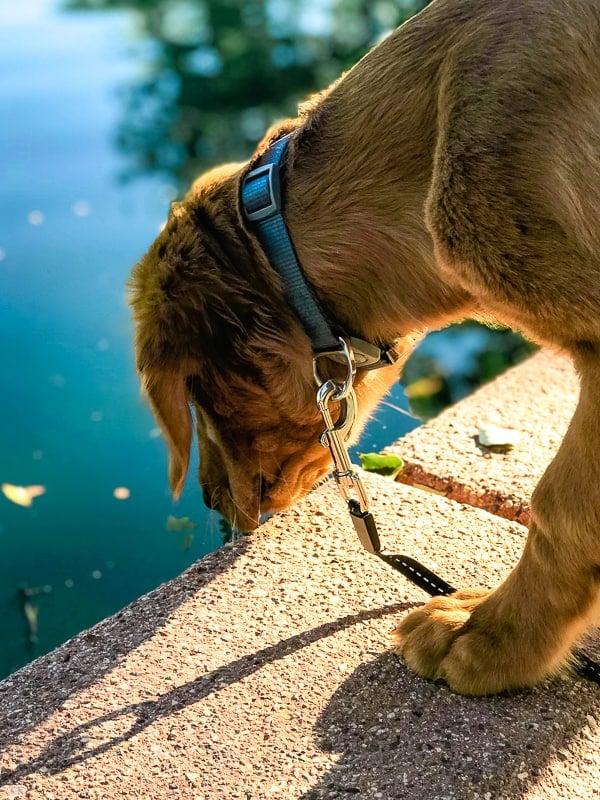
<box><xmin>129</xmin><ymin>159</ymin><xmax>403</xmax><ymax>530</ymax></box>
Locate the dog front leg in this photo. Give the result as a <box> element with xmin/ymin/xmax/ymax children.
<box><xmin>393</xmin><ymin>352</ymin><xmax>600</xmax><ymax>695</ymax></box>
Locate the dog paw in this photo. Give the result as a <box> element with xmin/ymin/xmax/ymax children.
<box><xmin>392</xmin><ymin>589</ymin><xmax>538</xmax><ymax>695</ymax></box>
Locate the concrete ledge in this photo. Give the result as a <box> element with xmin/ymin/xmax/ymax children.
<box><xmin>1</xmin><ymin>352</ymin><xmax>599</xmax><ymax>800</ymax></box>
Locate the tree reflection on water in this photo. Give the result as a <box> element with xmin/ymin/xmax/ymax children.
<box><xmin>64</xmin><ymin>0</ymin><xmax>535</xmax><ymax>418</ymax></box>
<box><xmin>63</xmin><ymin>0</ymin><xmax>429</xmax><ymax>182</ymax></box>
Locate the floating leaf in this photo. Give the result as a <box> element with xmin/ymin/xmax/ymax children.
<box><xmin>2</xmin><ymin>483</ymin><xmax>46</xmax><ymax>508</ymax></box>
<box><xmin>24</xmin><ymin>601</ymin><xmax>39</xmax><ymax>643</ymax></box>
<box><xmin>166</xmin><ymin>515</ymin><xmax>198</xmax><ymax>532</ymax></box>
<box><xmin>478</xmin><ymin>425</ymin><xmax>519</xmax><ymax>449</ymax></box>
<box><xmin>358</xmin><ymin>452</ymin><xmax>404</xmax><ymax>479</ymax></box>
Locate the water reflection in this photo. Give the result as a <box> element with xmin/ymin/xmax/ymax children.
<box><xmin>64</xmin><ymin>0</ymin><xmax>430</xmax><ymax>183</ymax></box>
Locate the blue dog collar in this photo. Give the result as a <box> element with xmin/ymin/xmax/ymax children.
<box><xmin>241</xmin><ymin>134</ymin><xmax>398</xmax><ymax>370</ymax></box>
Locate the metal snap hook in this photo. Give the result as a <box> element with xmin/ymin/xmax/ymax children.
<box><xmin>316</xmin><ymin>380</ymin><xmax>357</xmax><ymax>443</ymax></box>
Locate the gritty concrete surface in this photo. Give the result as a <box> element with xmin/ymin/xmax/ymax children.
<box><xmin>386</xmin><ymin>350</ymin><xmax>580</xmax><ymax>525</ymax></box>
<box><xmin>1</xmin><ymin>350</ymin><xmax>599</xmax><ymax>800</ymax></box>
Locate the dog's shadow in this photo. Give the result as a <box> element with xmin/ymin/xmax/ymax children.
<box><xmin>301</xmin><ymin>649</ymin><xmax>600</xmax><ymax>800</ymax></box>
<box><xmin>0</xmin><ymin>603</ymin><xmax>409</xmax><ymax>785</ymax></box>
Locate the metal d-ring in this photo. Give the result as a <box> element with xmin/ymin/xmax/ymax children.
<box><xmin>312</xmin><ymin>337</ymin><xmax>356</xmax><ymax>401</ymax></box>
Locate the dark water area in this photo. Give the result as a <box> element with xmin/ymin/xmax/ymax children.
<box><xmin>0</xmin><ymin>0</ymin><xmax>533</xmax><ymax>680</ymax></box>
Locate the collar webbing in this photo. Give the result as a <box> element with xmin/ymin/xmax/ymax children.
<box><xmin>240</xmin><ymin>134</ymin><xmax>399</xmax><ymax>370</ymax></box>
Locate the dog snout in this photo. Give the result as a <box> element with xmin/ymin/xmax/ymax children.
<box><xmin>201</xmin><ymin>478</ymin><xmax>261</xmax><ymax>532</ymax></box>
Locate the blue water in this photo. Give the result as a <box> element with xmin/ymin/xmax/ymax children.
<box><xmin>0</xmin><ymin>1</ymin><xmax>422</xmax><ymax>679</ymax></box>
<box><xmin>0</xmin><ymin>2</ymin><xmax>222</xmax><ymax>677</ymax></box>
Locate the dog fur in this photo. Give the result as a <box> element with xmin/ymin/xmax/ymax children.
<box><xmin>129</xmin><ymin>0</ymin><xmax>600</xmax><ymax>695</ymax></box>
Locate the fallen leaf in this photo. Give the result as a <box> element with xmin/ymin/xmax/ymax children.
<box><xmin>1</xmin><ymin>483</ymin><xmax>46</xmax><ymax>507</ymax></box>
<box><xmin>166</xmin><ymin>515</ymin><xmax>198</xmax><ymax>532</ymax></box>
<box><xmin>478</xmin><ymin>425</ymin><xmax>519</xmax><ymax>449</ymax></box>
<box><xmin>404</xmin><ymin>376</ymin><xmax>444</xmax><ymax>399</ymax></box>
<box><xmin>23</xmin><ymin>601</ymin><xmax>39</xmax><ymax>644</ymax></box>
<box><xmin>358</xmin><ymin>452</ymin><xmax>404</xmax><ymax>479</ymax></box>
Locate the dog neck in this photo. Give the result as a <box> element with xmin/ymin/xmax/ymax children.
<box><xmin>278</xmin><ymin>22</ymin><xmax>473</xmax><ymax>346</ymax></box>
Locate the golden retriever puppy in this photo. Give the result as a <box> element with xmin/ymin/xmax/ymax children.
<box><xmin>129</xmin><ymin>0</ymin><xmax>600</xmax><ymax>695</ymax></box>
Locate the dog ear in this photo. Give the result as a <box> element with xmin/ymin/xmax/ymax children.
<box><xmin>142</xmin><ymin>370</ymin><xmax>192</xmax><ymax>500</ymax></box>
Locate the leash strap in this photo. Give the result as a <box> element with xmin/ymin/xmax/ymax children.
<box><xmin>571</xmin><ymin>651</ymin><xmax>600</xmax><ymax>684</ymax></box>
<box><xmin>351</xmin><ymin>503</ymin><xmax>600</xmax><ymax>687</ymax></box>
<box><xmin>376</xmin><ymin>553</ymin><xmax>457</xmax><ymax>597</ymax></box>
<box><xmin>347</xmin><ymin>500</ymin><xmax>455</xmax><ymax>595</ymax></box>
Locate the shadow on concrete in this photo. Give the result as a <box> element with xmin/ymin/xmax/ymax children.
<box><xmin>0</xmin><ymin>536</ymin><xmax>250</xmax><ymax>750</ymax></box>
<box><xmin>0</xmin><ymin>602</ymin><xmax>409</xmax><ymax>785</ymax></box>
<box><xmin>300</xmin><ymin>652</ymin><xmax>600</xmax><ymax>799</ymax></box>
